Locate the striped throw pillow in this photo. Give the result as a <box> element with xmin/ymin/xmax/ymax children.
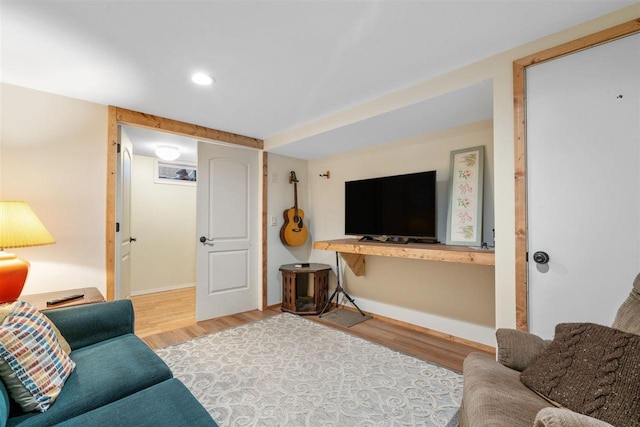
<box><xmin>0</xmin><ymin>301</ymin><xmax>76</xmax><ymax>412</ymax></box>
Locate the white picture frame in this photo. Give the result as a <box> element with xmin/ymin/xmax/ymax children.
<box><xmin>446</xmin><ymin>146</ymin><xmax>484</xmax><ymax>246</ymax></box>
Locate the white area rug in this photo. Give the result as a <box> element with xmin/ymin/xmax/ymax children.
<box><xmin>155</xmin><ymin>313</ymin><xmax>462</xmax><ymax>426</ymax></box>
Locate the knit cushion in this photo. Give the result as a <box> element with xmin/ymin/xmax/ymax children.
<box><xmin>496</xmin><ymin>328</ymin><xmax>549</xmax><ymax>372</ymax></box>
<box><xmin>0</xmin><ymin>301</ymin><xmax>76</xmax><ymax>412</ymax></box>
<box><xmin>612</xmin><ymin>272</ymin><xmax>640</xmax><ymax>335</ymax></box>
<box><xmin>520</xmin><ymin>323</ymin><xmax>640</xmax><ymax>427</ymax></box>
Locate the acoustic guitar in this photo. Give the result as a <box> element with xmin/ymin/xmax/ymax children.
<box><xmin>280</xmin><ymin>171</ymin><xmax>308</xmax><ymax>246</ymax></box>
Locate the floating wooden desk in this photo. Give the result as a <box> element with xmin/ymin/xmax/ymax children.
<box><xmin>313</xmin><ymin>239</ymin><xmax>495</xmax><ymax>276</ymax></box>
<box><xmin>280</xmin><ymin>263</ymin><xmax>331</xmax><ymax>315</ymax></box>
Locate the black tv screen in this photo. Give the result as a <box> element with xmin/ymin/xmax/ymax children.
<box><xmin>345</xmin><ymin>171</ymin><xmax>437</xmax><ymax>241</ymax></box>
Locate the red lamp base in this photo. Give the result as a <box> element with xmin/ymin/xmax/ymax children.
<box><xmin>0</xmin><ymin>253</ymin><xmax>29</xmax><ymax>304</ymax></box>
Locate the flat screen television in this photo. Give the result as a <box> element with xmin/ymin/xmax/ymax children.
<box><xmin>345</xmin><ymin>170</ymin><xmax>437</xmax><ymax>243</ymax></box>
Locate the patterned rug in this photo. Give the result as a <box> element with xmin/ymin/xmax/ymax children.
<box><xmin>155</xmin><ymin>313</ymin><xmax>462</xmax><ymax>426</ymax></box>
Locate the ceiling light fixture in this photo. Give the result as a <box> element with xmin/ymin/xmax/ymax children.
<box><xmin>191</xmin><ymin>72</ymin><xmax>214</xmax><ymax>86</ymax></box>
<box><xmin>155</xmin><ymin>145</ymin><xmax>181</xmax><ymax>161</ymax></box>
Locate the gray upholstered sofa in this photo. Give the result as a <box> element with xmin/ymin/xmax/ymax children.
<box><xmin>460</xmin><ymin>273</ymin><xmax>640</xmax><ymax>427</ymax></box>
<box><xmin>3</xmin><ymin>300</ymin><xmax>216</xmax><ymax>426</ymax></box>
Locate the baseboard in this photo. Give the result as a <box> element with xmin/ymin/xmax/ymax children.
<box><xmin>129</xmin><ymin>283</ymin><xmax>195</xmax><ymax>297</ymax></box>
<box><xmin>267</xmin><ymin>299</ymin><xmax>494</xmax><ymax>354</ymax></box>
<box><xmin>336</xmin><ymin>304</ymin><xmax>495</xmax><ymax>355</ymax></box>
<box><xmin>342</xmin><ymin>296</ymin><xmax>495</xmax><ymax>352</ymax></box>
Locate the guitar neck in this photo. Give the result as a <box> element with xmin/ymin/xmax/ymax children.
<box><xmin>293</xmin><ymin>180</ymin><xmax>299</xmax><ymax>215</ymax></box>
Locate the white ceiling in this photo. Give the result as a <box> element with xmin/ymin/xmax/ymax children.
<box><xmin>1</xmin><ymin>1</ymin><xmax>634</xmax><ymax>159</ymax></box>
<box><xmin>270</xmin><ymin>79</ymin><xmax>493</xmax><ymax>159</ymax></box>
<box><xmin>123</xmin><ymin>125</ymin><xmax>198</xmax><ymax>164</ymax></box>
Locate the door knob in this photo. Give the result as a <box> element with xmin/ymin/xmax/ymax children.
<box><xmin>130</xmin><ymin>237</ymin><xmax>137</xmax><ymax>243</ymax></box>
<box><xmin>532</xmin><ymin>251</ymin><xmax>550</xmax><ymax>264</ymax></box>
<box><xmin>199</xmin><ymin>236</ymin><xmax>214</xmax><ymax>245</ymax></box>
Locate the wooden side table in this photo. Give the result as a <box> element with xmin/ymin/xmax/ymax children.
<box><xmin>21</xmin><ymin>287</ymin><xmax>105</xmax><ymax>311</ymax></box>
<box><xmin>280</xmin><ymin>263</ymin><xmax>331</xmax><ymax>315</ymax></box>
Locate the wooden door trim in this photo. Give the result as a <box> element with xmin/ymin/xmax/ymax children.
<box><xmin>106</xmin><ymin>107</ymin><xmax>118</xmax><ymax>301</ymax></box>
<box><xmin>513</xmin><ymin>18</ymin><xmax>640</xmax><ymax>330</ymax></box>
<box><xmin>114</xmin><ymin>108</ymin><xmax>263</xmax><ymax>149</ymax></box>
<box><xmin>106</xmin><ymin>107</ymin><xmax>264</xmax><ymax>301</ymax></box>
<box><xmin>262</xmin><ymin>152</ymin><xmax>269</xmax><ymax>310</ymax></box>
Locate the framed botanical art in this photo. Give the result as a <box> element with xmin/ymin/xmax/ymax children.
<box><xmin>446</xmin><ymin>145</ymin><xmax>484</xmax><ymax>246</ymax></box>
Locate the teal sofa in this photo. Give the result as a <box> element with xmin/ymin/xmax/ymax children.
<box><xmin>2</xmin><ymin>300</ymin><xmax>216</xmax><ymax>426</ymax></box>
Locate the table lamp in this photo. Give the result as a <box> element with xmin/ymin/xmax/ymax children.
<box><xmin>0</xmin><ymin>201</ymin><xmax>55</xmax><ymax>303</ymax></box>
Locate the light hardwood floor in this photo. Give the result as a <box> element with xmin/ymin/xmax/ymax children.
<box><xmin>131</xmin><ymin>287</ymin><xmax>493</xmax><ymax>372</ymax></box>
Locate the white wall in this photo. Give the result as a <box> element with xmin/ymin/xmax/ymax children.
<box><xmin>130</xmin><ymin>155</ymin><xmax>197</xmax><ymax>295</ymax></box>
<box><xmin>266</xmin><ymin>5</ymin><xmax>640</xmax><ymax>335</ymax></box>
<box><xmin>0</xmin><ymin>83</ymin><xmax>107</xmax><ymax>295</ymax></box>
<box><xmin>307</xmin><ymin>120</ymin><xmax>496</xmax><ymax>345</ymax></box>
<box><xmin>266</xmin><ymin>154</ymin><xmax>310</xmax><ymax>306</ymax></box>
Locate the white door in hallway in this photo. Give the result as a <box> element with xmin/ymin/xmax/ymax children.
<box><xmin>526</xmin><ymin>33</ymin><xmax>640</xmax><ymax>338</ymax></box>
<box><xmin>115</xmin><ymin>126</ymin><xmax>134</xmax><ymax>299</ymax></box>
<box><xmin>196</xmin><ymin>141</ymin><xmax>260</xmax><ymax>321</ymax></box>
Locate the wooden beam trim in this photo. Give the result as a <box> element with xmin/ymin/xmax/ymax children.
<box><xmin>513</xmin><ymin>18</ymin><xmax>640</xmax><ymax>331</ymax></box>
<box><xmin>114</xmin><ymin>107</ymin><xmax>263</xmax><ymax>150</ymax></box>
<box><xmin>106</xmin><ymin>106</ymin><xmax>117</xmax><ymax>301</ymax></box>
<box><xmin>515</xmin><ymin>18</ymin><xmax>640</xmax><ymax>68</ymax></box>
<box><xmin>262</xmin><ymin>152</ymin><xmax>269</xmax><ymax>310</ymax></box>
<box><xmin>513</xmin><ymin>61</ymin><xmax>527</xmax><ymax>331</ymax></box>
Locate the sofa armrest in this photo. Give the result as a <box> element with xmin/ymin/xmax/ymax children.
<box><xmin>534</xmin><ymin>408</ymin><xmax>614</xmax><ymax>427</ymax></box>
<box><xmin>496</xmin><ymin>328</ymin><xmax>549</xmax><ymax>371</ymax></box>
<box><xmin>44</xmin><ymin>300</ymin><xmax>135</xmax><ymax>350</ymax></box>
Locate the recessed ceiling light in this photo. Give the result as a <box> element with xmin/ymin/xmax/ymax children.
<box><xmin>191</xmin><ymin>72</ymin><xmax>214</xmax><ymax>86</ymax></box>
<box><xmin>155</xmin><ymin>145</ymin><xmax>181</xmax><ymax>161</ymax></box>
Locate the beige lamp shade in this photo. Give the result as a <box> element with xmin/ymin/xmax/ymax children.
<box><xmin>0</xmin><ymin>201</ymin><xmax>55</xmax><ymax>303</ymax></box>
<box><xmin>0</xmin><ymin>201</ymin><xmax>55</xmax><ymax>250</ymax></box>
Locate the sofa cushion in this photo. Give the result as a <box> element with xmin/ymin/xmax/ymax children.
<box><xmin>7</xmin><ymin>334</ymin><xmax>172</xmax><ymax>427</ymax></box>
<box><xmin>0</xmin><ymin>380</ymin><xmax>10</xmax><ymax>427</ymax></box>
<box><xmin>43</xmin><ymin>301</ymin><xmax>134</xmax><ymax>351</ymax></box>
<box><xmin>520</xmin><ymin>323</ymin><xmax>640</xmax><ymax>427</ymax></box>
<box><xmin>496</xmin><ymin>328</ymin><xmax>549</xmax><ymax>372</ymax></box>
<box><xmin>56</xmin><ymin>379</ymin><xmax>216</xmax><ymax>427</ymax></box>
<box><xmin>460</xmin><ymin>352</ymin><xmax>552</xmax><ymax>427</ymax></box>
<box><xmin>0</xmin><ymin>301</ymin><xmax>75</xmax><ymax>412</ymax></box>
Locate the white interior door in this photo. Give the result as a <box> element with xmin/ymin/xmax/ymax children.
<box><xmin>526</xmin><ymin>33</ymin><xmax>640</xmax><ymax>338</ymax></box>
<box><xmin>196</xmin><ymin>141</ymin><xmax>260</xmax><ymax>321</ymax></box>
<box><xmin>115</xmin><ymin>126</ymin><xmax>133</xmax><ymax>299</ymax></box>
